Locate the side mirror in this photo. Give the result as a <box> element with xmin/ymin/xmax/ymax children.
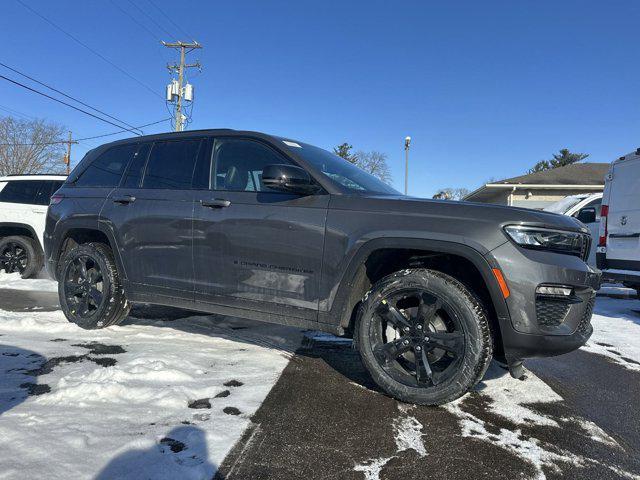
<box><xmin>262</xmin><ymin>164</ymin><xmax>318</xmax><ymax>195</ymax></box>
<box><xmin>576</xmin><ymin>207</ymin><xmax>597</xmax><ymax>224</ymax></box>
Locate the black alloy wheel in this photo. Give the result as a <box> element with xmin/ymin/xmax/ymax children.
<box><xmin>0</xmin><ymin>241</ymin><xmax>29</xmax><ymax>274</ymax></box>
<box><xmin>64</xmin><ymin>255</ymin><xmax>105</xmax><ymax>318</ymax></box>
<box><xmin>371</xmin><ymin>289</ymin><xmax>465</xmax><ymax>388</ymax></box>
<box><xmin>357</xmin><ymin>269</ymin><xmax>493</xmax><ymax>405</ymax></box>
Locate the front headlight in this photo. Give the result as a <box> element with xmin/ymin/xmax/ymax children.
<box><xmin>504</xmin><ymin>225</ymin><xmax>588</xmax><ymax>257</ymax></box>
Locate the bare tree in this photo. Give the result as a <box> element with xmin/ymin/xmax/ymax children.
<box><xmin>0</xmin><ymin>116</ymin><xmax>67</xmax><ymax>176</ymax></box>
<box><xmin>354</xmin><ymin>150</ymin><xmax>392</xmax><ymax>184</ymax></box>
<box><xmin>433</xmin><ymin>187</ymin><xmax>470</xmax><ymax>201</ymax></box>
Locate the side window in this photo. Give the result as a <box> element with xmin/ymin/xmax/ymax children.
<box><xmin>212</xmin><ymin>138</ymin><xmax>293</xmax><ymax>192</ymax></box>
<box><xmin>33</xmin><ymin>181</ymin><xmax>62</xmax><ymax>206</ymax></box>
<box><xmin>0</xmin><ymin>180</ymin><xmax>41</xmax><ymax>204</ymax></box>
<box><xmin>122</xmin><ymin>144</ymin><xmax>151</xmax><ymax>188</ymax></box>
<box><xmin>573</xmin><ymin>198</ymin><xmax>602</xmax><ymax>221</ymax></box>
<box><xmin>142</xmin><ymin>139</ymin><xmax>202</xmax><ymax>190</ymax></box>
<box><xmin>75</xmin><ymin>144</ymin><xmax>138</xmax><ymax>187</ymax></box>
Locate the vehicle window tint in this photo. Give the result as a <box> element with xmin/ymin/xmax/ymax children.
<box><xmin>192</xmin><ymin>138</ymin><xmax>213</xmax><ymax>190</ymax></box>
<box><xmin>0</xmin><ymin>180</ymin><xmax>41</xmax><ymax>204</ymax></box>
<box><xmin>75</xmin><ymin>144</ymin><xmax>138</xmax><ymax>187</ymax></box>
<box><xmin>585</xmin><ymin>198</ymin><xmax>602</xmax><ymax>219</ymax></box>
<box><xmin>32</xmin><ymin>180</ymin><xmax>61</xmax><ymax>206</ymax></box>
<box><xmin>122</xmin><ymin>144</ymin><xmax>151</xmax><ymax>188</ymax></box>
<box><xmin>143</xmin><ymin>139</ymin><xmax>202</xmax><ymax>190</ymax></box>
<box><xmin>213</xmin><ymin>138</ymin><xmax>293</xmax><ymax>192</ymax></box>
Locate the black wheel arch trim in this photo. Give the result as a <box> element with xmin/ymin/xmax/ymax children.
<box><xmin>49</xmin><ymin>217</ymin><xmax>127</xmax><ymax>283</ymax></box>
<box><xmin>320</xmin><ymin>237</ymin><xmax>511</xmax><ymax>335</ymax></box>
<box><xmin>0</xmin><ymin>222</ymin><xmax>42</xmax><ymax>252</ymax></box>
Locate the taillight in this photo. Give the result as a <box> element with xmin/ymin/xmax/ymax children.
<box><xmin>50</xmin><ymin>194</ymin><xmax>64</xmax><ymax>205</ymax></box>
<box><xmin>598</xmin><ymin>204</ymin><xmax>608</xmax><ymax>246</ymax></box>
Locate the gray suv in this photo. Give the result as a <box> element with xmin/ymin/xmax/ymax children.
<box><xmin>44</xmin><ymin>130</ymin><xmax>600</xmax><ymax>405</ymax></box>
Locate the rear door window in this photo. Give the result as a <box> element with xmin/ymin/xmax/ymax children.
<box><xmin>0</xmin><ymin>180</ymin><xmax>41</xmax><ymax>204</ymax></box>
<box><xmin>75</xmin><ymin>144</ymin><xmax>138</xmax><ymax>188</ymax></box>
<box><xmin>142</xmin><ymin>139</ymin><xmax>202</xmax><ymax>190</ymax></box>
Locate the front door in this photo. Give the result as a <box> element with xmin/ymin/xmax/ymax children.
<box><xmin>103</xmin><ymin>138</ymin><xmax>204</xmax><ymax>297</ymax></box>
<box><xmin>192</xmin><ymin>137</ymin><xmax>328</xmax><ymax>321</ymax></box>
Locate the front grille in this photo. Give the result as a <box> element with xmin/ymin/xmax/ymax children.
<box><xmin>536</xmin><ymin>299</ymin><xmax>570</xmax><ymax>327</ymax></box>
<box><xmin>577</xmin><ymin>295</ymin><xmax>596</xmax><ymax>335</ymax></box>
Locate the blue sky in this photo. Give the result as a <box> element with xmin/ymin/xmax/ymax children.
<box><xmin>1</xmin><ymin>0</ymin><xmax>638</xmax><ymax>197</ymax></box>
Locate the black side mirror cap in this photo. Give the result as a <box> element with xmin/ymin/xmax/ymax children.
<box><xmin>576</xmin><ymin>207</ymin><xmax>597</xmax><ymax>224</ymax></box>
<box><xmin>262</xmin><ymin>164</ymin><xmax>319</xmax><ymax>195</ymax></box>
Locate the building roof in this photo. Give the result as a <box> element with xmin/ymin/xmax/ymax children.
<box><xmin>463</xmin><ymin>162</ymin><xmax>609</xmax><ymax>202</ymax></box>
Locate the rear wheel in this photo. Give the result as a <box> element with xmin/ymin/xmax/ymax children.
<box><xmin>0</xmin><ymin>235</ymin><xmax>42</xmax><ymax>279</ymax></box>
<box><xmin>59</xmin><ymin>243</ymin><xmax>130</xmax><ymax>329</ymax></box>
<box><xmin>356</xmin><ymin>269</ymin><xmax>493</xmax><ymax>405</ymax></box>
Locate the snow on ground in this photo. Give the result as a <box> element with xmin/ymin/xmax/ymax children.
<box><xmin>582</xmin><ymin>296</ymin><xmax>640</xmax><ymax>371</ymax></box>
<box><xmin>0</xmin><ymin>271</ymin><xmax>58</xmax><ymax>293</ymax></box>
<box><xmin>0</xmin><ymin>305</ymin><xmax>302</xmax><ymax>480</ymax></box>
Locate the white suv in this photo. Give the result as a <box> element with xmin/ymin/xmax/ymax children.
<box><xmin>0</xmin><ymin>175</ymin><xmax>66</xmax><ymax>278</ymax></box>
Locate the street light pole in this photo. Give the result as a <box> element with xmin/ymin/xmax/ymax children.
<box><xmin>404</xmin><ymin>136</ymin><xmax>411</xmax><ymax>195</ymax></box>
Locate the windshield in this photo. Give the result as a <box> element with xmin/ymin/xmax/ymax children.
<box><xmin>280</xmin><ymin>140</ymin><xmax>400</xmax><ymax>195</ymax></box>
<box><xmin>543</xmin><ymin>195</ymin><xmax>586</xmax><ymax>214</ymax></box>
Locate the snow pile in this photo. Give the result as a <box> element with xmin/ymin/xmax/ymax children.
<box><xmin>0</xmin><ymin>271</ymin><xmax>58</xmax><ymax>292</ymax></box>
<box><xmin>0</xmin><ymin>307</ymin><xmax>301</xmax><ymax>480</ymax></box>
<box><xmin>582</xmin><ymin>297</ymin><xmax>640</xmax><ymax>371</ymax></box>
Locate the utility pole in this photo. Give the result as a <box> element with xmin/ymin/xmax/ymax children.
<box><xmin>63</xmin><ymin>131</ymin><xmax>78</xmax><ymax>175</ymax></box>
<box><xmin>163</xmin><ymin>41</ymin><xmax>202</xmax><ymax>132</ymax></box>
<box><xmin>404</xmin><ymin>136</ymin><xmax>411</xmax><ymax>195</ymax></box>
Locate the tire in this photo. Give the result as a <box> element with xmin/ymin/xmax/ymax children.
<box><xmin>0</xmin><ymin>235</ymin><xmax>42</xmax><ymax>279</ymax></box>
<box><xmin>58</xmin><ymin>242</ymin><xmax>130</xmax><ymax>329</ymax></box>
<box><xmin>356</xmin><ymin>268</ymin><xmax>493</xmax><ymax>405</ymax></box>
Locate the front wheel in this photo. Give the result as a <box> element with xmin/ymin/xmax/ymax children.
<box><xmin>356</xmin><ymin>269</ymin><xmax>493</xmax><ymax>405</ymax></box>
<box><xmin>59</xmin><ymin>243</ymin><xmax>130</xmax><ymax>329</ymax></box>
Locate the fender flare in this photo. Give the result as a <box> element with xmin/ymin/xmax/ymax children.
<box><xmin>51</xmin><ymin>217</ymin><xmax>127</xmax><ymax>282</ymax></box>
<box><xmin>0</xmin><ymin>222</ymin><xmax>42</xmax><ymax>252</ymax></box>
<box><xmin>322</xmin><ymin>237</ymin><xmax>511</xmax><ymax>333</ymax></box>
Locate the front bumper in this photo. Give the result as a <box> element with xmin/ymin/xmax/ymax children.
<box><xmin>488</xmin><ymin>241</ymin><xmax>600</xmax><ymax>363</ymax></box>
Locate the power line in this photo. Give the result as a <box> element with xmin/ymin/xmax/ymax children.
<box><xmin>108</xmin><ymin>0</ymin><xmax>162</xmax><ymax>43</ymax></box>
<box><xmin>16</xmin><ymin>0</ymin><xmax>163</xmax><ymax>100</ymax></box>
<box><xmin>0</xmin><ymin>74</ymin><xmax>143</xmax><ymax>135</ymax></box>
<box><xmin>146</xmin><ymin>0</ymin><xmax>195</xmax><ymax>40</ymax></box>
<box><xmin>0</xmin><ymin>117</ymin><xmax>171</xmax><ymax>146</ymax></box>
<box><xmin>0</xmin><ymin>61</ymin><xmax>144</xmax><ymax>135</ymax></box>
<box><xmin>126</xmin><ymin>0</ymin><xmax>175</xmax><ymax>39</ymax></box>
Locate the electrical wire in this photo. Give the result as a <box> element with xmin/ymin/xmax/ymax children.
<box><xmin>108</xmin><ymin>0</ymin><xmax>162</xmax><ymax>43</ymax></box>
<box><xmin>145</xmin><ymin>0</ymin><xmax>195</xmax><ymax>41</ymax></box>
<box><xmin>0</xmin><ymin>74</ymin><xmax>143</xmax><ymax>135</ymax></box>
<box><xmin>16</xmin><ymin>0</ymin><xmax>163</xmax><ymax>100</ymax></box>
<box><xmin>0</xmin><ymin>117</ymin><xmax>171</xmax><ymax>146</ymax></box>
<box><xmin>0</xmin><ymin>61</ymin><xmax>144</xmax><ymax>135</ymax></box>
<box><xmin>126</xmin><ymin>0</ymin><xmax>175</xmax><ymax>40</ymax></box>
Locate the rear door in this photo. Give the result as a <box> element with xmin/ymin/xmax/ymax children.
<box><xmin>606</xmin><ymin>155</ymin><xmax>640</xmax><ymax>269</ymax></box>
<box><xmin>103</xmin><ymin>137</ymin><xmax>204</xmax><ymax>297</ymax></box>
<box><xmin>0</xmin><ymin>180</ymin><xmax>44</xmax><ymax>238</ymax></box>
<box><xmin>192</xmin><ymin>137</ymin><xmax>328</xmax><ymax>321</ymax></box>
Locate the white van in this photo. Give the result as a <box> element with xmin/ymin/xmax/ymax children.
<box><xmin>544</xmin><ymin>192</ymin><xmax>603</xmax><ymax>266</ymax></box>
<box><xmin>597</xmin><ymin>149</ymin><xmax>640</xmax><ymax>297</ymax></box>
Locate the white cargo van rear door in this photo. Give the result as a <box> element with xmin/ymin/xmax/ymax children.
<box><xmin>606</xmin><ymin>154</ymin><xmax>640</xmax><ymax>269</ymax></box>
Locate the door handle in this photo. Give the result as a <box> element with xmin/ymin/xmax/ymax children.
<box><xmin>201</xmin><ymin>199</ymin><xmax>231</xmax><ymax>209</ymax></box>
<box><xmin>113</xmin><ymin>195</ymin><xmax>136</xmax><ymax>205</ymax></box>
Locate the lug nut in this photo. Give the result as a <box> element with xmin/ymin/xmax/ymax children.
<box><xmin>415</xmin><ymin>346</ymin><xmax>422</xmax><ymax>352</ymax></box>
<box><xmin>404</xmin><ymin>327</ymin><xmax>410</xmax><ymax>332</ymax></box>
<box><xmin>403</xmin><ymin>340</ymin><xmax>410</xmax><ymax>346</ymax></box>
<box><xmin>417</xmin><ymin>325</ymin><xmax>422</xmax><ymax>330</ymax></box>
